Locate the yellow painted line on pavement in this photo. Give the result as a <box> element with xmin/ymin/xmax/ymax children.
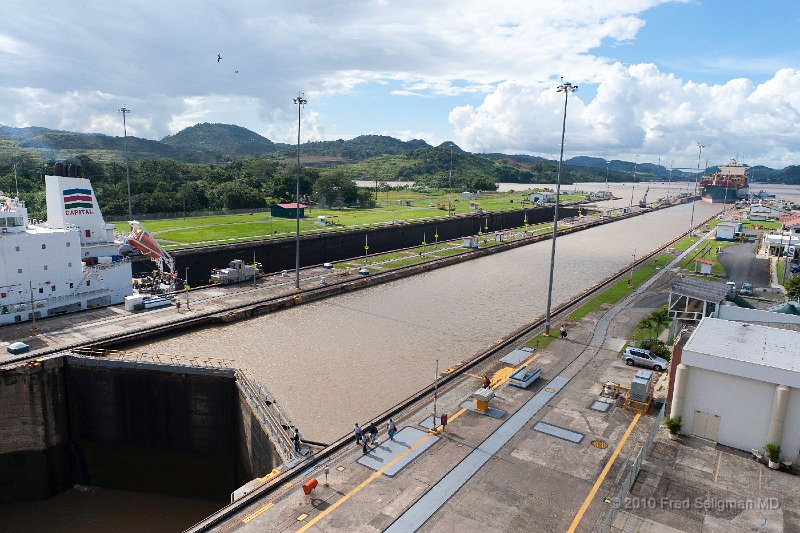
<box><xmin>295</xmin><ymin>427</ymin><xmax>444</xmax><ymax>533</ymax></box>
<box><xmin>296</xmin><ymin>350</ymin><xmax>542</xmax><ymax>531</ymax></box>
<box><xmin>567</xmin><ymin>413</ymin><xmax>642</xmax><ymax>533</ymax></box>
<box><xmin>713</xmin><ymin>451</ymin><xmax>722</xmax><ymax>482</ymax></box>
<box><xmin>242</xmin><ymin>501</ymin><xmax>274</xmax><ymax>523</ymax></box>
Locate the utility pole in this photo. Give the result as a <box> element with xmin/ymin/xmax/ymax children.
<box><xmin>544</xmin><ymin>79</ymin><xmax>577</xmax><ymax>335</ymax></box>
<box><xmin>690</xmin><ymin>143</ymin><xmax>704</xmax><ymax>232</ymax></box>
<box><xmin>118</xmin><ymin>107</ymin><xmax>132</xmax><ymax>218</ymax></box>
<box><xmin>292</xmin><ymin>93</ymin><xmax>307</xmax><ymax>290</ymax></box>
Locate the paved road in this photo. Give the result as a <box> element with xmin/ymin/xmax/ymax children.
<box><xmin>717</xmin><ymin>236</ymin><xmax>771</xmax><ymax>288</ymax></box>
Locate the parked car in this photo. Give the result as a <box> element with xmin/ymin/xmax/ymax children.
<box><xmin>726</xmin><ymin>281</ymin><xmax>736</xmax><ymax>292</ymax></box>
<box><xmin>623</xmin><ymin>347</ymin><xmax>668</xmax><ymax>372</ymax></box>
<box><xmin>791</xmin><ymin>263</ymin><xmax>800</xmax><ymax>274</ymax></box>
<box><xmin>739</xmin><ymin>282</ymin><xmax>754</xmax><ymax>296</ymax></box>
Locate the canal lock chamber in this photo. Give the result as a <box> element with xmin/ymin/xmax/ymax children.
<box><xmin>0</xmin><ymin>352</ymin><xmax>292</xmax><ymax>507</ymax></box>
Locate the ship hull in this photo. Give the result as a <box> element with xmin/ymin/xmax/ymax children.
<box><xmin>700</xmin><ymin>184</ymin><xmax>749</xmax><ymax>203</ymax></box>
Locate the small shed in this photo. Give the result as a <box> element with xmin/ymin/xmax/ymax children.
<box><xmin>749</xmin><ymin>205</ymin><xmax>772</xmax><ymax>221</ymax></box>
<box><xmin>271</xmin><ymin>203</ymin><xmax>308</xmax><ymax>219</ymax></box>
<box><xmin>530</xmin><ymin>192</ymin><xmax>554</xmax><ymax>203</ymax></box>
<box><xmin>715</xmin><ymin>221</ymin><xmax>741</xmax><ymax>241</ymax></box>
<box><xmin>692</xmin><ymin>258</ymin><xmax>714</xmax><ymax>275</ymax></box>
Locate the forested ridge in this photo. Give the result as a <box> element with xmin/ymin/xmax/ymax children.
<box><xmin>0</xmin><ymin>122</ymin><xmax>791</xmax><ymax>218</ymax></box>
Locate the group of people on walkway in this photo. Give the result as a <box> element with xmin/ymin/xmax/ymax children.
<box><xmin>354</xmin><ymin>419</ymin><xmax>398</xmax><ymax>454</ymax></box>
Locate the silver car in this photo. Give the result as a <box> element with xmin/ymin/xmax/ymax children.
<box><xmin>623</xmin><ymin>347</ymin><xmax>668</xmax><ymax>372</ymax></box>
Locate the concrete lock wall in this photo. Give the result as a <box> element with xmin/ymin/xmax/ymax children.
<box><xmin>0</xmin><ymin>358</ymin><xmax>72</xmax><ymax>502</ymax></box>
<box><xmin>0</xmin><ymin>355</ymin><xmax>282</xmax><ymax>503</ymax></box>
<box><xmin>164</xmin><ymin>207</ymin><xmax>578</xmax><ymax>286</ymax></box>
<box><xmin>235</xmin><ymin>387</ymin><xmax>280</xmax><ymax>484</ymax></box>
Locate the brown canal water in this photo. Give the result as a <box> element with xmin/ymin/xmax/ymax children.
<box><xmin>6</xmin><ymin>200</ymin><xmax>722</xmax><ymax>532</ymax></box>
<box><xmin>136</xmin><ymin>201</ymin><xmax>723</xmax><ymax>443</ymax></box>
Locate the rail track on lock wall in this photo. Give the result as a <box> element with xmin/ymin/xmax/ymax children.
<box><xmin>185</xmin><ymin>210</ymin><xmax>718</xmax><ymax>533</ymax></box>
<box><xmin>1</xmin><ymin>200</ymin><xmax>695</xmax><ymax>367</ymax></box>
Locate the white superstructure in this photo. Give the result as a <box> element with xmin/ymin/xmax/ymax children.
<box><xmin>0</xmin><ymin>165</ymin><xmax>132</xmax><ymax>325</ymax></box>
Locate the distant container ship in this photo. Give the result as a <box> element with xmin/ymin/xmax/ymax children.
<box><xmin>0</xmin><ymin>163</ymin><xmax>132</xmax><ymax>326</ymax></box>
<box><xmin>699</xmin><ymin>159</ymin><xmax>749</xmax><ymax>203</ymax></box>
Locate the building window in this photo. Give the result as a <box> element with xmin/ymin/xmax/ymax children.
<box><xmin>51</xmin><ymin>286</ymin><xmax>56</xmax><ymax>292</ymax></box>
<box><xmin>68</xmin><ymin>262</ymin><xmax>72</xmax><ymax>268</ymax></box>
<box><xmin>66</xmin><ymin>242</ymin><xmax>71</xmax><ymax>247</ymax></box>
<box><xmin>69</xmin><ymin>283</ymin><xmax>74</xmax><ymax>289</ymax></box>
<box><xmin>17</xmin><ymin>268</ymin><xmax>22</xmax><ymax>274</ymax></box>
<box><xmin>41</xmin><ymin>244</ymin><xmax>46</xmax><ymax>249</ymax></box>
<box><xmin>85</xmin><ymin>229</ymin><xmax>91</xmax><ymax>238</ymax></box>
<box><xmin>15</xmin><ymin>246</ymin><xmax>20</xmax><ymax>251</ymax></box>
<box><xmin>38</xmin><ymin>288</ymin><xmax>43</xmax><ymax>294</ymax></box>
<box><xmin>43</xmin><ymin>265</ymin><xmax>48</xmax><ymax>270</ymax></box>
<box><xmin>86</xmin><ymin>280</ymin><xmax>90</xmax><ymax>286</ymax></box>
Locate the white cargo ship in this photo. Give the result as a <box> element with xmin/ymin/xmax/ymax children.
<box><xmin>0</xmin><ymin>163</ymin><xmax>133</xmax><ymax>326</ymax></box>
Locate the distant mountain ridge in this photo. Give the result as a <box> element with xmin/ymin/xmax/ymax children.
<box><xmin>0</xmin><ymin>122</ymin><xmax>790</xmax><ymax>182</ymax></box>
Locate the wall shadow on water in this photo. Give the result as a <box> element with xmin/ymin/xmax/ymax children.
<box><xmin>0</xmin><ymin>354</ymin><xmax>282</xmax><ymax>530</ymax></box>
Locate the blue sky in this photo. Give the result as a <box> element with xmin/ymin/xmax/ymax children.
<box><xmin>2</xmin><ymin>0</ymin><xmax>800</xmax><ymax>168</ymax></box>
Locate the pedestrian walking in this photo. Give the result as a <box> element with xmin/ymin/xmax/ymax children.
<box><xmin>354</xmin><ymin>423</ymin><xmax>362</xmax><ymax>446</ymax></box>
<box><xmin>293</xmin><ymin>428</ymin><xmax>302</xmax><ymax>453</ymax></box>
<box><xmin>362</xmin><ymin>434</ymin><xmax>369</xmax><ymax>454</ymax></box>
<box><xmin>560</xmin><ymin>325</ymin><xmax>567</xmax><ymax>338</ymax></box>
<box><xmin>386</xmin><ymin>418</ymin><xmax>397</xmax><ymax>441</ymax></box>
<box><xmin>481</xmin><ymin>373</ymin><xmax>491</xmax><ymax>389</ymax></box>
<box><xmin>368</xmin><ymin>422</ymin><xmax>378</xmax><ymax>445</ymax></box>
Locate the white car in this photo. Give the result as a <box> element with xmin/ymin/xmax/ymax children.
<box><xmin>623</xmin><ymin>347</ymin><xmax>668</xmax><ymax>372</ymax></box>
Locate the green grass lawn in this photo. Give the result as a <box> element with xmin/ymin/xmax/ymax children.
<box><xmin>673</xmin><ymin>235</ymin><xmax>700</xmax><ymax>252</ymax></box>
<box><xmin>115</xmin><ymin>188</ymin><xmax>591</xmax><ymax>248</ymax></box>
<box><xmin>679</xmin><ymin>240</ymin><xmax>738</xmax><ymax>276</ymax></box>
<box><xmin>524</xmin><ymin>332</ymin><xmax>557</xmax><ymax>350</ymax></box>
<box><xmin>569</xmin><ymin>265</ymin><xmax>658</xmax><ymax>321</ymax></box>
<box><xmin>741</xmin><ymin>220</ymin><xmax>781</xmax><ymax>230</ymax></box>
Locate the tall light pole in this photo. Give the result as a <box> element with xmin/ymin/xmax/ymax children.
<box><xmin>544</xmin><ymin>79</ymin><xmax>577</xmax><ymax>335</ymax></box>
<box><xmin>448</xmin><ymin>148</ymin><xmax>454</xmax><ymax>216</ymax></box>
<box><xmin>119</xmin><ymin>107</ymin><xmax>132</xmax><ymax>218</ymax></box>
<box><xmin>667</xmin><ymin>160</ymin><xmax>674</xmax><ymax>200</ymax></box>
<box><xmin>689</xmin><ymin>143</ymin><xmax>704</xmax><ymax>232</ymax></box>
<box><xmin>604</xmin><ymin>150</ymin><xmax>610</xmax><ymax>196</ymax></box>
<box><xmin>292</xmin><ymin>93</ymin><xmax>307</xmax><ymax>290</ymax></box>
<box><xmin>630</xmin><ymin>155</ymin><xmax>639</xmax><ymax>208</ymax></box>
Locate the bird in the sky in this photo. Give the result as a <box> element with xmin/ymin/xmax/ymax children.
<box><xmin>217</xmin><ymin>54</ymin><xmax>222</xmax><ymax>62</ymax></box>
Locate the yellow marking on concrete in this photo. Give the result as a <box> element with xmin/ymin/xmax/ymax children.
<box><xmin>492</xmin><ymin>366</ymin><xmax>517</xmax><ymax>385</ymax></box>
<box><xmin>297</xmin><ymin>513</ymin><xmax>308</xmax><ymax>521</ymax></box>
<box><xmin>242</xmin><ymin>501</ymin><xmax>274</xmax><ymax>523</ymax></box>
<box><xmin>295</xmin><ymin>426</ymin><xmax>445</xmax><ymax>532</ymax></box>
<box><xmin>490</xmin><ymin>353</ymin><xmax>541</xmax><ymax>391</ymax></box>
<box><xmin>337</xmin><ymin>466</ymin><xmax>345</xmax><ymax>472</ymax></box>
<box><xmin>713</xmin><ymin>451</ymin><xmax>722</xmax><ymax>482</ymax></box>
<box><xmin>567</xmin><ymin>413</ymin><xmax>642</xmax><ymax>533</ymax></box>
<box><xmin>295</xmin><ymin>350</ymin><xmax>543</xmax><ymax>531</ymax></box>
<box><xmin>758</xmin><ymin>464</ymin><xmax>763</xmax><ymax>490</ymax></box>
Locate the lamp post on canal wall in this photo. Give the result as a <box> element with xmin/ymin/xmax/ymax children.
<box><xmin>544</xmin><ymin>79</ymin><xmax>577</xmax><ymax>335</ymax></box>
<box><xmin>118</xmin><ymin>107</ymin><xmax>132</xmax><ymax>218</ymax></box>
<box><xmin>293</xmin><ymin>93</ymin><xmax>307</xmax><ymax>290</ymax></box>
<box><xmin>690</xmin><ymin>143</ymin><xmax>704</xmax><ymax>233</ymax></box>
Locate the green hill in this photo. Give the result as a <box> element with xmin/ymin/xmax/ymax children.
<box><xmin>161</xmin><ymin>122</ymin><xmax>281</xmax><ymax>158</ymax></box>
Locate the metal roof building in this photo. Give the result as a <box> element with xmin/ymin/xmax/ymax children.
<box><xmin>669</xmin><ymin>317</ymin><xmax>800</xmax><ymax>461</ymax></box>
